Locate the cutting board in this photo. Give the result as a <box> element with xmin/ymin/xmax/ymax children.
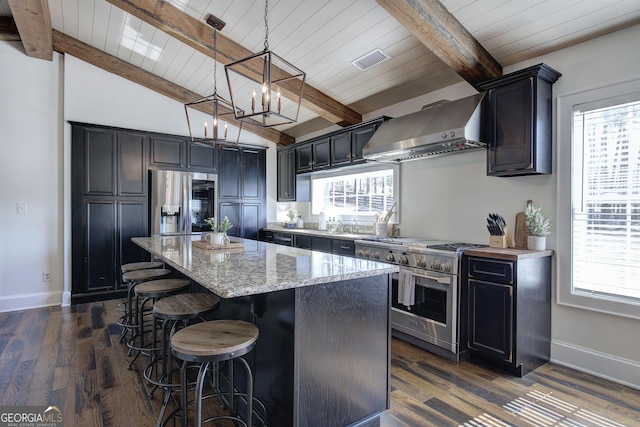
<box><xmin>514</xmin><ymin>200</ymin><xmax>532</xmax><ymax>249</ymax></box>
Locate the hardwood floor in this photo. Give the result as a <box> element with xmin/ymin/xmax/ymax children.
<box><xmin>1</xmin><ymin>300</ymin><xmax>639</xmax><ymax>427</ymax></box>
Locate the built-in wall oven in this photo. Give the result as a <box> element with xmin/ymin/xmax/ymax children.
<box><xmin>355</xmin><ymin>238</ymin><xmax>486</xmax><ymax>361</ymax></box>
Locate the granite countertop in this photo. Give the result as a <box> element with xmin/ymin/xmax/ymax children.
<box><xmin>263</xmin><ymin>226</ymin><xmax>372</xmax><ymax>240</ymax></box>
<box><xmin>463</xmin><ymin>247</ymin><xmax>554</xmax><ymax>260</ymax></box>
<box><xmin>132</xmin><ymin>235</ymin><xmax>397</xmax><ymax>298</ymax></box>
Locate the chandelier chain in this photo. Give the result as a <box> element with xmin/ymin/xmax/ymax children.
<box><xmin>212</xmin><ymin>28</ymin><xmax>218</xmax><ymax>94</ymax></box>
<box><xmin>263</xmin><ymin>0</ymin><xmax>269</xmax><ymax>51</ymax></box>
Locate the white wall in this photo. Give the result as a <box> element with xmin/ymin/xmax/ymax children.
<box><xmin>0</xmin><ymin>42</ymin><xmax>64</xmax><ymax>311</ymax></box>
<box><xmin>291</xmin><ymin>24</ymin><xmax>640</xmax><ymax>388</ymax></box>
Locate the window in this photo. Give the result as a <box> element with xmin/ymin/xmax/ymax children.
<box><xmin>558</xmin><ymin>79</ymin><xmax>640</xmax><ymax>319</ymax></box>
<box><xmin>310</xmin><ymin>165</ymin><xmax>398</xmax><ymax>218</ymax></box>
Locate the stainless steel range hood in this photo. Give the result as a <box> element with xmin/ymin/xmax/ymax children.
<box><xmin>363</xmin><ymin>92</ymin><xmax>487</xmax><ymax>162</ymax></box>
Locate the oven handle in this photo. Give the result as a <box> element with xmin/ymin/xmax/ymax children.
<box><xmin>407</xmin><ymin>269</ymin><xmax>451</xmax><ymax>285</ymax></box>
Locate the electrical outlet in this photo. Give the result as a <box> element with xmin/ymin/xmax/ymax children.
<box><xmin>17</xmin><ymin>203</ymin><xmax>27</xmax><ymax>214</ymax></box>
<box><xmin>43</xmin><ymin>271</ymin><xmax>51</xmax><ymax>282</ymax></box>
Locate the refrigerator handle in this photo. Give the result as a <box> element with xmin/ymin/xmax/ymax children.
<box><xmin>184</xmin><ymin>172</ymin><xmax>191</xmax><ymax>234</ymax></box>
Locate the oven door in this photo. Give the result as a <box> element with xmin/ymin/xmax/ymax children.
<box><xmin>391</xmin><ymin>268</ymin><xmax>457</xmax><ymax>352</ymax></box>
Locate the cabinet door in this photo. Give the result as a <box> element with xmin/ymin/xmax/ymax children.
<box><xmin>84</xmin><ymin>128</ymin><xmax>117</xmax><ymax>196</ymax></box>
<box><xmin>218</xmin><ymin>147</ymin><xmax>241</xmax><ymax>199</ymax></box>
<box><xmin>241</xmin><ymin>203</ymin><xmax>262</xmax><ymax>240</ymax></box>
<box><xmin>150</xmin><ymin>136</ymin><xmax>185</xmax><ymax>167</ymax></box>
<box><xmin>330</xmin><ymin>132</ymin><xmax>352</xmax><ymax>166</ymax></box>
<box><xmin>118</xmin><ymin>200</ymin><xmax>148</xmax><ymax>289</ymax></box>
<box><xmin>311</xmin><ymin>236</ymin><xmax>332</xmax><ymax>253</ymax></box>
<box><xmin>486</xmin><ymin>78</ymin><xmax>534</xmax><ymax>175</ymax></box>
<box><xmin>294</xmin><ymin>234</ymin><xmax>312</xmax><ymax>249</ymax></box>
<box><xmin>241</xmin><ymin>148</ymin><xmax>263</xmax><ymax>200</ymax></box>
<box><xmin>188</xmin><ymin>142</ymin><xmax>217</xmax><ymax>171</ymax></box>
<box><xmin>84</xmin><ymin>200</ymin><xmax>117</xmax><ymax>292</ymax></box>
<box><xmin>118</xmin><ymin>132</ymin><xmax>146</xmax><ymax>196</ymax></box>
<box><xmin>296</xmin><ymin>143</ymin><xmax>313</xmax><ymax>173</ymax></box>
<box><xmin>468</xmin><ymin>279</ymin><xmax>513</xmax><ymax>362</ymax></box>
<box><xmin>313</xmin><ymin>138</ymin><xmax>331</xmax><ymax>169</ymax></box>
<box><xmin>351</xmin><ymin>123</ymin><xmax>377</xmax><ymax>163</ymax></box>
<box><xmin>218</xmin><ymin>202</ymin><xmax>240</xmax><ymax>237</ymax></box>
<box><xmin>277</xmin><ymin>149</ymin><xmax>296</xmax><ymax>201</ymax></box>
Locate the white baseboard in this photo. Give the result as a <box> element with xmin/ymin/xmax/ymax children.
<box><xmin>0</xmin><ymin>291</ymin><xmax>63</xmax><ymax>313</ymax></box>
<box><xmin>551</xmin><ymin>339</ymin><xmax>640</xmax><ymax>390</ymax></box>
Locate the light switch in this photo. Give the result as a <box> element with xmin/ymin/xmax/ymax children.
<box><xmin>17</xmin><ymin>203</ymin><xmax>27</xmax><ymax>214</ymax></box>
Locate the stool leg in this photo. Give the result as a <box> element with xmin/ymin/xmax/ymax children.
<box><xmin>181</xmin><ymin>359</ymin><xmax>189</xmax><ymax>427</ymax></box>
<box><xmin>238</xmin><ymin>357</ymin><xmax>254</xmax><ymax>427</ymax></box>
<box><xmin>195</xmin><ymin>362</ymin><xmax>211</xmax><ymax>427</ymax></box>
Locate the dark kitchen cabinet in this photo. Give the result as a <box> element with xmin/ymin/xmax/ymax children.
<box><xmin>295</xmin><ymin>143</ymin><xmax>313</xmax><ymax>173</ymax></box>
<box><xmin>332</xmin><ymin>239</ymin><xmax>355</xmax><ymax>256</ymax></box>
<box><xmin>71</xmin><ymin>123</ymin><xmax>149</xmax><ymax>303</ymax></box>
<box><xmin>311</xmin><ymin>236</ymin><xmax>332</xmax><ymax>253</ymax></box>
<box><xmin>330</xmin><ymin>132</ymin><xmax>352</xmax><ymax>166</ymax></box>
<box><xmin>217</xmin><ymin>145</ymin><xmax>266</xmax><ymax>239</ymax></box>
<box><xmin>188</xmin><ymin>141</ymin><xmax>217</xmax><ymax>171</ymax></box>
<box><xmin>294</xmin><ymin>234</ymin><xmax>312</xmax><ymax>249</ymax></box>
<box><xmin>464</xmin><ymin>249</ymin><xmax>552</xmax><ymax>377</ymax></box>
<box><xmin>277</xmin><ymin>148</ymin><xmax>296</xmax><ymax>201</ymax></box>
<box><xmin>150</xmin><ymin>135</ymin><xmax>186</xmax><ymax>168</ymax></box>
<box><xmin>351</xmin><ymin>122</ymin><xmax>378</xmax><ymax>163</ymax></box>
<box><xmin>478</xmin><ymin>63</ymin><xmax>561</xmax><ymax>177</ymax></box>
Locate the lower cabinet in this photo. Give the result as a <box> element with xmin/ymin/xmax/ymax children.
<box><xmin>72</xmin><ymin>199</ymin><xmax>148</xmax><ymax>301</ymax></box>
<box><xmin>465</xmin><ymin>252</ymin><xmax>551</xmax><ymax>377</ymax></box>
<box><xmin>219</xmin><ymin>202</ymin><xmax>264</xmax><ymax>241</ymax></box>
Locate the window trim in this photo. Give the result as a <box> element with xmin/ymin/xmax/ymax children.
<box><xmin>557</xmin><ymin>77</ymin><xmax>640</xmax><ymax>320</ymax></box>
<box><xmin>309</xmin><ymin>163</ymin><xmax>400</xmax><ymax>222</ymax></box>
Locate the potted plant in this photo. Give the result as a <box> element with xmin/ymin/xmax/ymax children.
<box><xmin>204</xmin><ymin>216</ymin><xmax>233</xmax><ymax>245</ymax></box>
<box><xmin>286</xmin><ymin>210</ymin><xmax>297</xmax><ymax>229</ymax></box>
<box><xmin>524</xmin><ymin>203</ymin><xmax>550</xmax><ymax>250</ymax></box>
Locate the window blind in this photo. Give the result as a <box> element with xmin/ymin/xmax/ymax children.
<box><xmin>572</xmin><ymin>98</ymin><xmax>640</xmax><ymax>303</ymax></box>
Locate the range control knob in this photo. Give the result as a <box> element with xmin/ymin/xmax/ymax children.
<box><xmin>399</xmin><ymin>255</ymin><xmax>409</xmax><ymax>265</ymax></box>
<box><xmin>363</xmin><ymin>249</ymin><xmax>370</xmax><ymax>258</ymax></box>
<box><xmin>430</xmin><ymin>260</ymin><xmax>440</xmax><ymax>270</ymax></box>
<box><xmin>356</xmin><ymin>249</ymin><xmax>363</xmax><ymax>257</ymax></box>
<box><xmin>385</xmin><ymin>253</ymin><xmax>395</xmax><ymax>262</ymax></box>
<box><xmin>416</xmin><ymin>257</ymin><xmax>426</xmax><ymax>268</ymax></box>
<box><xmin>372</xmin><ymin>251</ymin><xmax>380</xmax><ymax>260</ymax></box>
<box><xmin>440</xmin><ymin>262</ymin><xmax>451</xmax><ymax>272</ymax></box>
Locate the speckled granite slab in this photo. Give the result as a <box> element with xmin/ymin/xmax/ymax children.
<box><xmin>132</xmin><ymin>235</ymin><xmax>398</xmax><ymax>298</ymax></box>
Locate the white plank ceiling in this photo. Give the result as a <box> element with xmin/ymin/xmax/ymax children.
<box><xmin>2</xmin><ymin>0</ymin><xmax>640</xmax><ymax>138</ymax></box>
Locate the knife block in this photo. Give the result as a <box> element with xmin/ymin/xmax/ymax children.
<box><xmin>489</xmin><ymin>225</ymin><xmax>515</xmax><ymax>248</ymax></box>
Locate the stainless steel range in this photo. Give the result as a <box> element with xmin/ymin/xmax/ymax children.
<box><xmin>355</xmin><ymin>237</ymin><xmax>486</xmax><ymax>361</ymax></box>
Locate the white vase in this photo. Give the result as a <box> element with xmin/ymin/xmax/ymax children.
<box><xmin>210</xmin><ymin>232</ymin><xmax>225</xmax><ymax>245</ymax></box>
<box><xmin>527</xmin><ymin>235</ymin><xmax>546</xmax><ymax>250</ymax></box>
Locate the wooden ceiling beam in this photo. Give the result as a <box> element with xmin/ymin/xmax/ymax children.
<box><xmin>106</xmin><ymin>0</ymin><xmax>362</xmax><ymax>127</ymax></box>
<box><xmin>0</xmin><ymin>17</ymin><xmax>20</xmax><ymax>41</ymax></box>
<box><xmin>7</xmin><ymin>0</ymin><xmax>53</xmax><ymax>60</ymax></box>
<box><xmin>376</xmin><ymin>0</ymin><xmax>502</xmax><ymax>89</ymax></box>
<box><xmin>51</xmin><ymin>30</ymin><xmax>294</xmax><ymax>146</ymax></box>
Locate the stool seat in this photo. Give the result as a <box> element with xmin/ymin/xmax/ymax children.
<box><xmin>153</xmin><ymin>293</ymin><xmax>220</xmax><ymax>320</ymax></box>
<box><xmin>121</xmin><ymin>261</ymin><xmax>163</xmax><ymax>273</ymax></box>
<box><xmin>123</xmin><ymin>268</ymin><xmax>171</xmax><ymax>283</ymax></box>
<box><xmin>172</xmin><ymin>320</ymin><xmax>259</xmax><ymax>359</ymax></box>
<box><xmin>134</xmin><ymin>279</ymin><xmax>191</xmax><ymax>298</ymax></box>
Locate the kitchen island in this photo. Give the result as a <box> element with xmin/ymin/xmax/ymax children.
<box><xmin>132</xmin><ymin>235</ymin><xmax>398</xmax><ymax>427</ymax></box>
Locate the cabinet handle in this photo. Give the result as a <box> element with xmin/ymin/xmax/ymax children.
<box><xmin>340</xmin><ymin>245</ymin><xmax>351</xmax><ymax>250</ymax></box>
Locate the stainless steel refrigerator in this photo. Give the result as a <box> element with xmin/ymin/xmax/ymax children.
<box><xmin>149</xmin><ymin>170</ymin><xmax>217</xmax><ymax>235</ymax></box>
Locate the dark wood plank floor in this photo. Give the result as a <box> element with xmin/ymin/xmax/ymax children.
<box><xmin>1</xmin><ymin>300</ymin><xmax>639</xmax><ymax>427</ymax></box>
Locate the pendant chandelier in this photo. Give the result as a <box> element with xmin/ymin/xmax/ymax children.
<box><xmin>184</xmin><ymin>15</ymin><xmax>241</xmax><ymax>145</ymax></box>
<box><xmin>224</xmin><ymin>0</ymin><xmax>306</xmax><ymax>128</ymax></box>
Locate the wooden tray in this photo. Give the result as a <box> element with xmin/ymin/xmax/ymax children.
<box><xmin>192</xmin><ymin>240</ymin><xmax>244</xmax><ymax>252</ymax></box>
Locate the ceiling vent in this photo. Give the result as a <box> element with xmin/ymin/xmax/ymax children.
<box><xmin>352</xmin><ymin>49</ymin><xmax>389</xmax><ymax>71</ymax></box>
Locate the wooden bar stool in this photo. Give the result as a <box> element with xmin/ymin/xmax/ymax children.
<box><xmin>116</xmin><ymin>261</ymin><xmax>165</xmax><ymax>314</ymax></box>
<box><xmin>171</xmin><ymin>320</ymin><xmax>259</xmax><ymax>427</ymax></box>
<box><xmin>117</xmin><ymin>268</ymin><xmax>171</xmax><ymax>343</ymax></box>
<box><xmin>127</xmin><ymin>278</ymin><xmax>191</xmax><ymax>369</ymax></box>
<box><xmin>149</xmin><ymin>293</ymin><xmax>221</xmax><ymax>427</ymax></box>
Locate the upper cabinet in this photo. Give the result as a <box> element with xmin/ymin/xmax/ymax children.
<box><xmin>277</xmin><ymin>148</ymin><xmax>296</xmax><ymax>202</ymax></box>
<box><xmin>150</xmin><ymin>135</ymin><xmax>186</xmax><ymax>168</ymax></box>
<box><xmin>288</xmin><ymin>116</ymin><xmax>388</xmax><ymax>178</ymax></box>
<box><xmin>188</xmin><ymin>141</ymin><xmax>217</xmax><ymax>171</ymax></box>
<box><xmin>478</xmin><ymin>63</ymin><xmax>561</xmax><ymax>177</ymax></box>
